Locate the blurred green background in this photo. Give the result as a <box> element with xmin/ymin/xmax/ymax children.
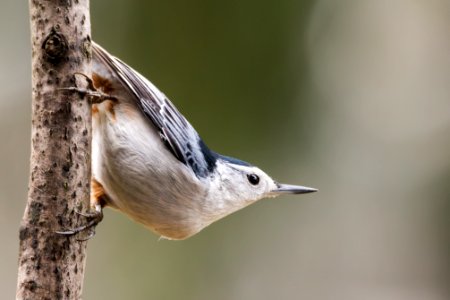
<box><xmin>2</xmin><ymin>0</ymin><xmax>450</xmax><ymax>299</ymax></box>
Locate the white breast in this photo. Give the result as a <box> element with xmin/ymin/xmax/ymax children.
<box><xmin>92</xmin><ymin>101</ymin><xmax>209</xmax><ymax>239</ymax></box>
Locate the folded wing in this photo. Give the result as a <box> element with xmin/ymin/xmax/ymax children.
<box><xmin>92</xmin><ymin>42</ymin><xmax>217</xmax><ymax>178</ymax></box>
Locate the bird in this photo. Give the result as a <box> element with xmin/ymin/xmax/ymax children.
<box><xmin>59</xmin><ymin>42</ymin><xmax>317</xmax><ymax>240</ymax></box>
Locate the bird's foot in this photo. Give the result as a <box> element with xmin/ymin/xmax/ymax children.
<box><xmin>59</xmin><ymin>72</ymin><xmax>117</xmax><ymax>104</ymax></box>
<box><xmin>56</xmin><ymin>204</ymin><xmax>103</xmax><ymax>241</ymax></box>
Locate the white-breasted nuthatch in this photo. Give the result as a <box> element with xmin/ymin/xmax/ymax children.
<box><xmin>59</xmin><ymin>42</ymin><xmax>317</xmax><ymax>240</ymax></box>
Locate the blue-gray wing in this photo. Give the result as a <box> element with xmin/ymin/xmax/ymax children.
<box><xmin>92</xmin><ymin>42</ymin><xmax>216</xmax><ymax>177</ymax></box>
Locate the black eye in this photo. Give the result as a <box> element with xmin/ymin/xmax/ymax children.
<box><xmin>247</xmin><ymin>174</ymin><xmax>260</xmax><ymax>185</ymax></box>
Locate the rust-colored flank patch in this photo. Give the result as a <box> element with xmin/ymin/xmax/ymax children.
<box><xmin>91</xmin><ymin>178</ymin><xmax>107</xmax><ymax>208</ymax></box>
<box><xmin>92</xmin><ymin>72</ymin><xmax>114</xmax><ymax>94</ymax></box>
<box><xmin>105</xmin><ymin>100</ymin><xmax>116</xmax><ymax>121</ymax></box>
<box><xmin>92</xmin><ymin>104</ymin><xmax>99</xmax><ymax>115</ymax></box>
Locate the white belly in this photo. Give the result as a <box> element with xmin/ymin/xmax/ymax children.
<box><xmin>92</xmin><ymin>101</ymin><xmax>207</xmax><ymax>239</ymax></box>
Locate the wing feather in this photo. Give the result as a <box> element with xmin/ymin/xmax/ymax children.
<box><xmin>92</xmin><ymin>42</ymin><xmax>217</xmax><ymax>177</ymax></box>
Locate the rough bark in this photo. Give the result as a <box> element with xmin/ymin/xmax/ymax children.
<box><xmin>17</xmin><ymin>0</ymin><xmax>92</xmax><ymax>299</ymax></box>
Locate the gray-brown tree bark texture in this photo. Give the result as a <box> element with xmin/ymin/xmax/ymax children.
<box><xmin>17</xmin><ymin>1</ymin><xmax>92</xmax><ymax>299</ymax></box>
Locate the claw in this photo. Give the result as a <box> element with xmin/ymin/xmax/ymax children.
<box><xmin>58</xmin><ymin>87</ymin><xmax>118</xmax><ymax>103</ymax></box>
<box><xmin>76</xmin><ymin>230</ymin><xmax>97</xmax><ymax>242</ymax></box>
<box><xmin>73</xmin><ymin>72</ymin><xmax>96</xmax><ymax>90</ymax></box>
<box><xmin>74</xmin><ymin>209</ymin><xmax>101</xmax><ymax>218</ymax></box>
<box><xmin>58</xmin><ymin>72</ymin><xmax>118</xmax><ymax>103</ymax></box>
<box><xmin>56</xmin><ymin>205</ymin><xmax>103</xmax><ymax>240</ymax></box>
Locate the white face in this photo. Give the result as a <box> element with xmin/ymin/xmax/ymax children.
<box><xmin>212</xmin><ymin>160</ymin><xmax>317</xmax><ymax>207</ymax></box>
<box><xmin>200</xmin><ymin>159</ymin><xmax>317</xmax><ymax>236</ymax></box>
<box><xmin>223</xmin><ymin>163</ymin><xmax>279</xmax><ymax>203</ymax></box>
<box><xmin>201</xmin><ymin>161</ymin><xmax>279</xmax><ymax>225</ymax></box>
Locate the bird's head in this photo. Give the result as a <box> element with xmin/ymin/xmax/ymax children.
<box><xmin>204</xmin><ymin>155</ymin><xmax>317</xmax><ymax>222</ymax></box>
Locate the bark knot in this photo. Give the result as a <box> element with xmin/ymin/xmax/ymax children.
<box><xmin>42</xmin><ymin>28</ymin><xmax>68</xmax><ymax>63</ymax></box>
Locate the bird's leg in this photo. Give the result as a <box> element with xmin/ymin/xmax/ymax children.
<box><xmin>59</xmin><ymin>72</ymin><xmax>118</xmax><ymax>104</ymax></box>
<box><xmin>56</xmin><ymin>178</ymin><xmax>107</xmax><ymax>240</ymax></box>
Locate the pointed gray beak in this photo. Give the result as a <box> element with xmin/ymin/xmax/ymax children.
<box><xmin>272</xmin><ymin>183</ymin><xmax>318</xmax><ymax>195</ymax></box>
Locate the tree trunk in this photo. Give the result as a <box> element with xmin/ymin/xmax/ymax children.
<box><xmin>17</xmin><ymin>0</ymin><xmax>92</xmax><ymax>299</ymax></box>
